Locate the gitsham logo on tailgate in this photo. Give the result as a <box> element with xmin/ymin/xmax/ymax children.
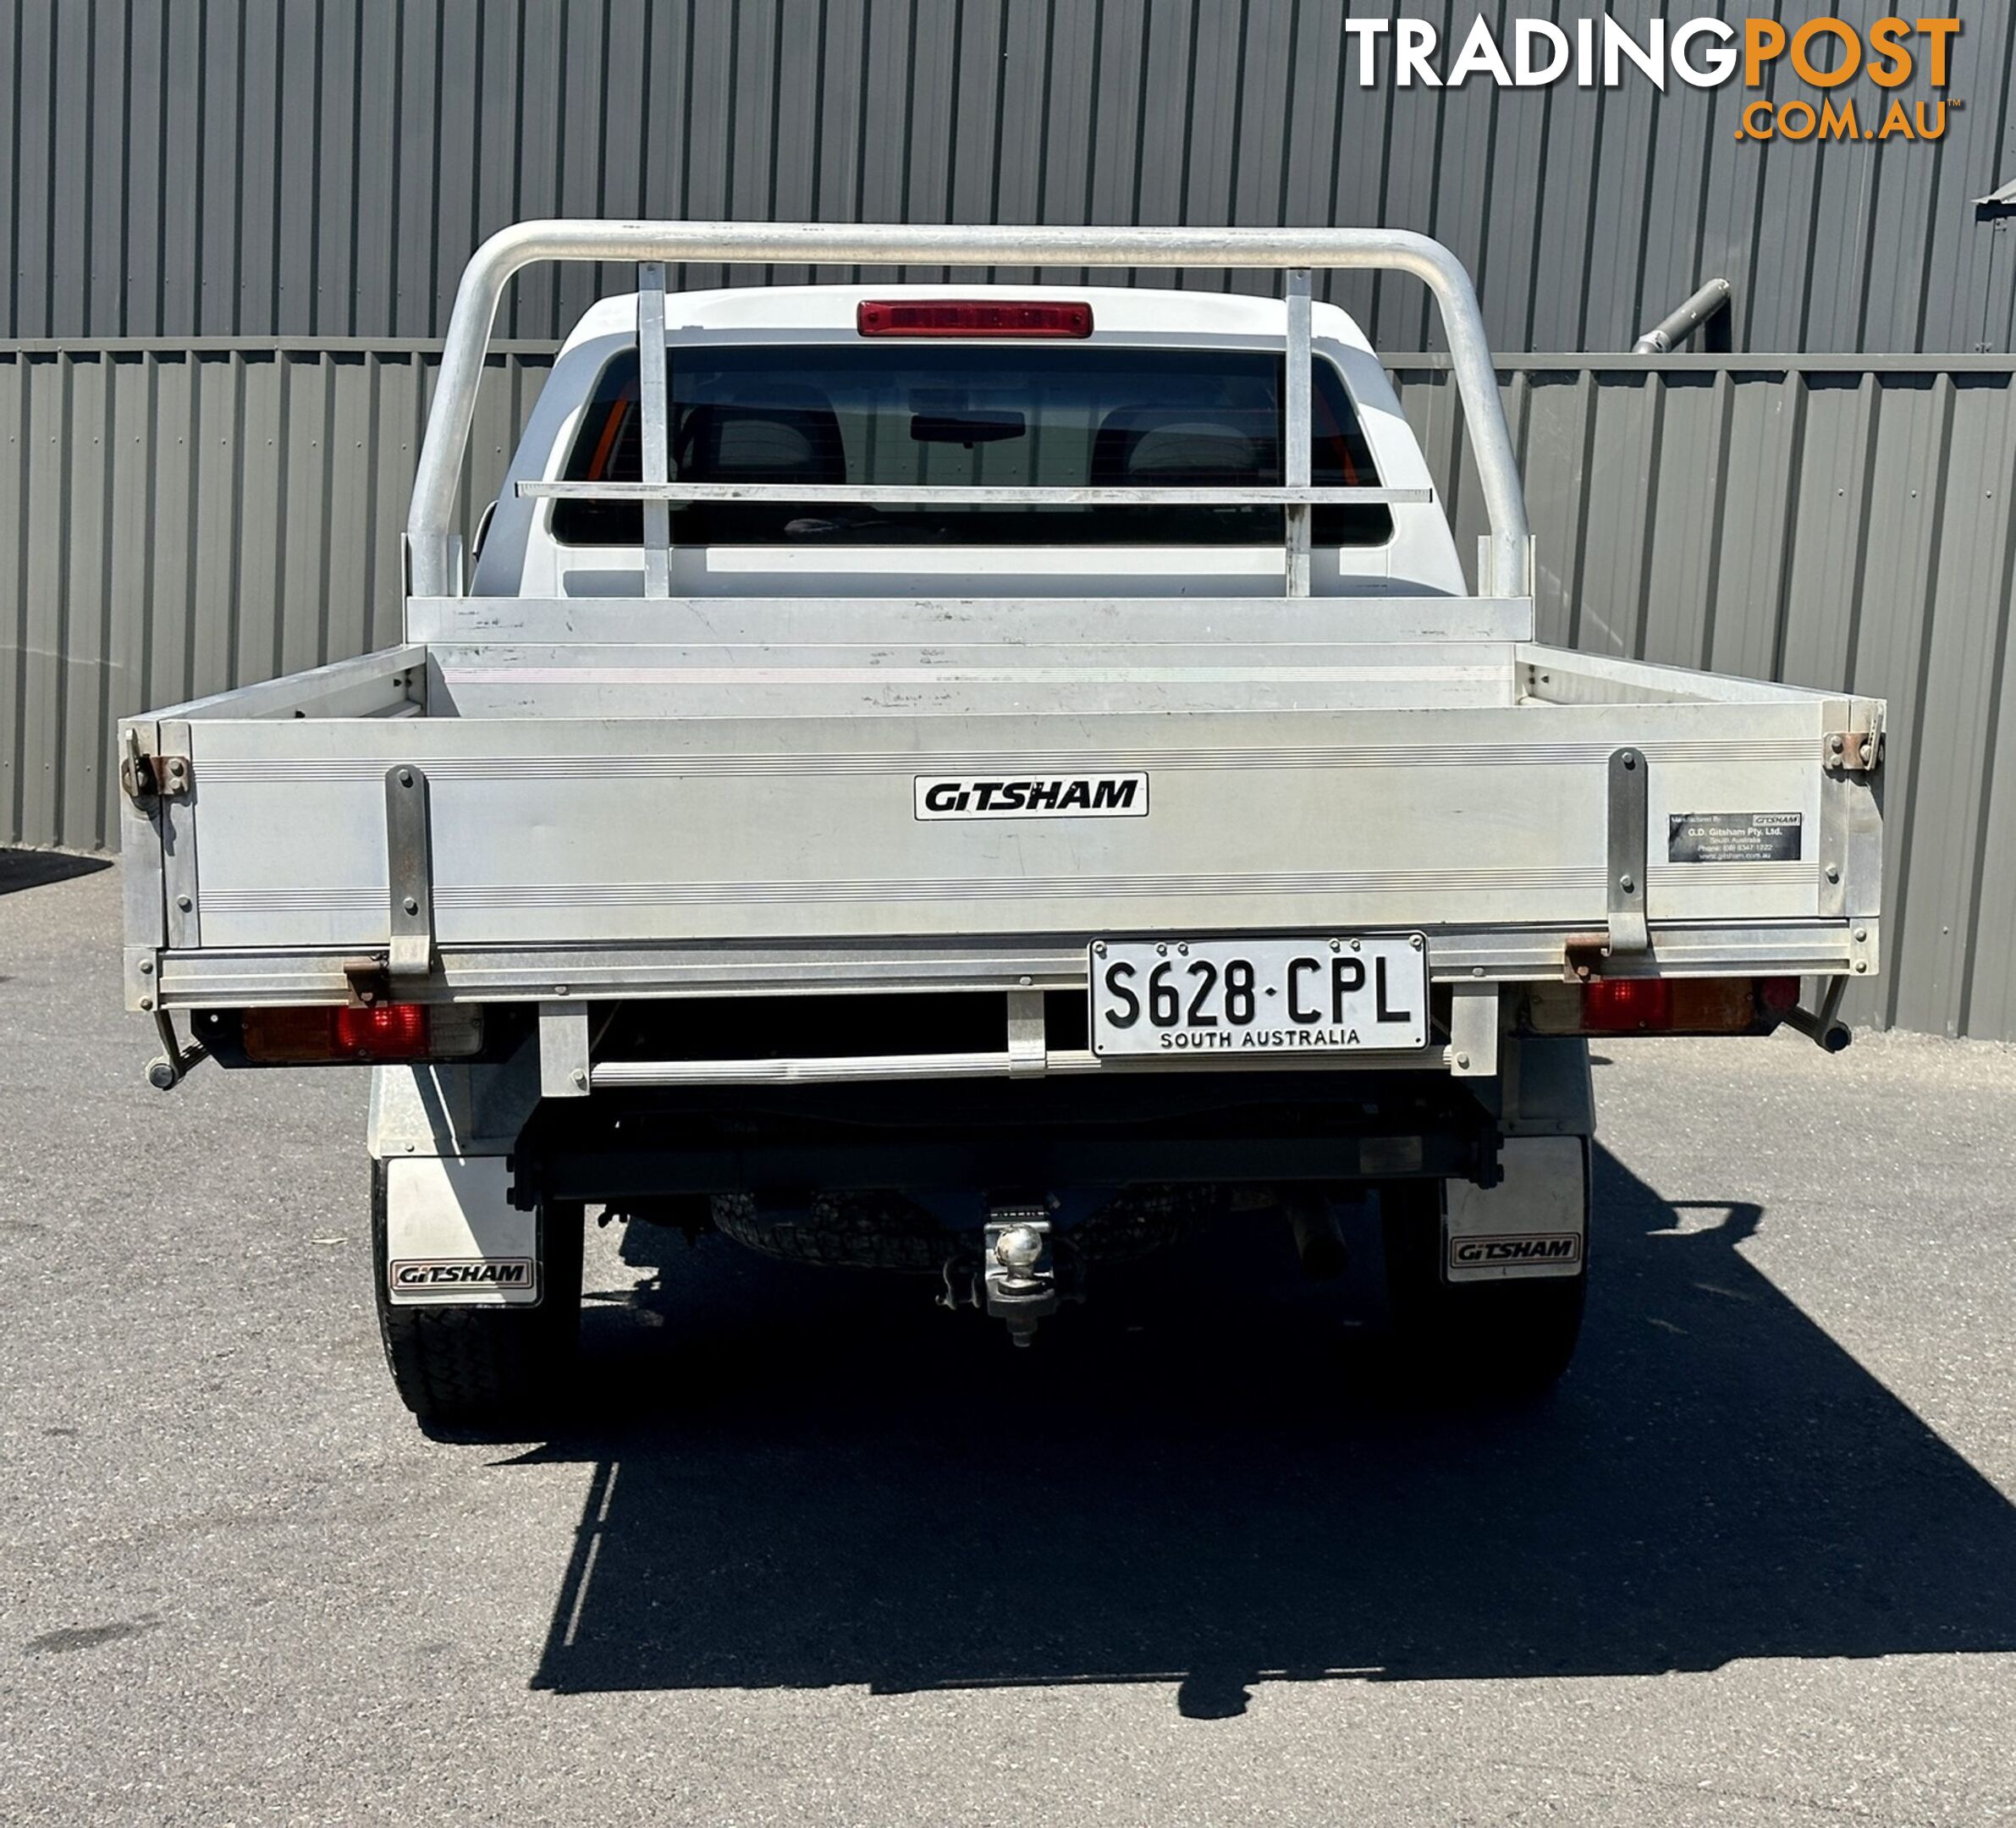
<box><xmin>914</xmin><ymin>773</ymin><xmax>1149</xmax><ymax>820</ymax></box>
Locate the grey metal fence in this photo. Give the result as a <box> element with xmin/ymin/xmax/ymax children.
<box><xmin>3</xmin><ymin>340</ymin><xmax>2011</xmax><ymax>1038</ymax></box>
<box><xmin>6</xmin><ymin>0</ymin><xmax>2015</xmax><ymax>356</ymax></box>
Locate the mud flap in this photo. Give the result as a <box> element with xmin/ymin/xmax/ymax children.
<box><xmin>1444</xmin><ymin>1135</ymin><xmax>1588</xmax><ymax>1283</ymax></box>
<box><xmin>383</xmin><ymin>1154</ymin><xmax>542</xmax><ymax>1307</ymax></box>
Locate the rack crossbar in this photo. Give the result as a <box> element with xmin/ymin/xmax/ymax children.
<box><xmin>518</xmin><ymin>481</ymin><xmax>1433</xmax><ymax>506</ymax></box>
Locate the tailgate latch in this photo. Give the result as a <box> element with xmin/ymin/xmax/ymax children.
<box><xmin>1564</xmin><ymin>747</ymin><xmax>1650</xmax><ymax>979</ymax></box>
<box><xmin>1824</xmin><ymin>730</ymin><xmax>1883</xmax><ymax>773</ymax></box>
<box><xmin>383</xmin><ymin>764</ymin><xmax>436</xmax><ymax>986</ymax></box>
<box><xmin>119</xmin><ymin>728</ymin><xmax>190</xmax><ymax>804</ymax></box>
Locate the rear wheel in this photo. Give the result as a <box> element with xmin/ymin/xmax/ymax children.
<box><xmin>1381</xmin><ymin>1178</ymin><xmax>1585</xmax><ymax>1397</ymax></box>
<box><xmin>371</xmin><ymin>1161</ymin><xmax>584</xmax><ymax>1431</ymax></box>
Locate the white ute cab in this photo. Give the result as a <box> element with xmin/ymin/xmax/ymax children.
<box><xmin>116</xmin><ymin>223</ymin><xmax>1885</xmax><ymax>1429</ymax></box>
<box><xmin>476</xmin><ymin>282</ymin><xmax>1465</xmax><ymax>603</ymax></box>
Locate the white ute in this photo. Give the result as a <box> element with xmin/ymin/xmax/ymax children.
<box><xmin>118</xmin><ymin>223</ymin><xmax>1885</xmax><ymax>1427</ymax></box>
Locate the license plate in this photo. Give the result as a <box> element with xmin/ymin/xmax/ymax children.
<box><xmin>1089</xmin><ymin>934</ymin><xmax>1429</xmax><ymax>1058</ymax></box>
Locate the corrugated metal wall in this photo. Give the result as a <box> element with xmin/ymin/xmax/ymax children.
<box><xmin>4</xmin><ymin>341</ymin><xmax>2011</xmax><ymax>1035</ymax></box>
<box><xmin>5</xmin><ymin>0</ymin><xmax>2014</xmax><ymax>355</ymax></box>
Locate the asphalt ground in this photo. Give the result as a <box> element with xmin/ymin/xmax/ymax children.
<box><xmin>4</xmin><ymin>856</ymin><xmax>2015</xmax><ymax>1825</ymax></box>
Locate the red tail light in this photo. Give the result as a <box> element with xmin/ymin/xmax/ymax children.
<box><xmin>333</xmin><ymin>1002</ymin><xmax>431</xmax><ymax>1059</ymax></box>
<box><xmin>240</xmin><ymin>1002</ymin><xmax>479</xmax><ymax>1064</ymax></box>
<box><xmin>1527</xmin><ymin>975</ymin><xmax>1803</xmax><ymax>1037</ymax></box>
<box><xmin>856</xmin><ymin>299</ymin><xmax>1093</xmax><ymax>339</ymax></box>
<box><xmin>1582</xmin><ymin>977</ymin><xmax>1674</xmax><ymax>1032</ymax></box>
<box><xmin>1757</xmin><ymin>975</ymin><xmax>1801</xmax><ymax>1016</ymax></box>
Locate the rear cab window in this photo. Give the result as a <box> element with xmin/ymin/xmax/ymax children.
<box><xmin>552</xmin><ymin>344</ymin><xmax>1393</xmax><ymax>548</ymax></box>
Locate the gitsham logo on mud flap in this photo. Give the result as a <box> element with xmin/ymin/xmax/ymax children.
<box><xmin>1450</xmin><ymin>1234</ymin><xmax>1584</xmax><ymax>1268</ymax></box>
<box><xmin>914</xmin><ymin>773</ymin><xmax>1149</xmax><ymax>820</ymax></box>
<box><xmin>389</xmin><ymin>1258</ymin><xmax>534</xmax><ymax>1294</ymax></box>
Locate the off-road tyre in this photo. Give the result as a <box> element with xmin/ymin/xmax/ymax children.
<box><xmin>371</xmin><ymin>1161</ymin><xmax>584</xmax><ymax>1431</ymax></box>
<box><xmin>1380</xmin><ymin>1178</ymin><xmax>1586</xmax><ymax>1398</ymax></box>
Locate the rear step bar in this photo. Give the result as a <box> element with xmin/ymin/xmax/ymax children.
<box><xmin>587</xmin><ymin>1046</ymin><xmax>1451</xmax><ymax>1089</ymax></box>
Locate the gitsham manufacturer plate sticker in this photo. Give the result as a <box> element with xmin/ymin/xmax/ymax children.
<box><xmin>1667</xmin><ymin>811</ymin><xmax>1803</xmax><ymax>863</ymax></box>
<box><xmin>915</xmin><ymin>773</ymin><xmax>1148</xmax><ymax>820</ymax></box>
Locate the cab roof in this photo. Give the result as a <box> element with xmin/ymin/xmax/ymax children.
<box><xmin>560</xmin><ymin>282</ymin><xmax>1380</xmax><ymax>357</ymax></box>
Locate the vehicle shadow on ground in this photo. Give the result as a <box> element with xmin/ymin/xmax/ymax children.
<box><xmin>0</xmin><ymin>849</ymin><xmax>111</xmax><ymax>895</ymax></box>
<box><xmin>519</xmin><ymin>1145</ymin><xmax>2016</xmax><ymax>1715</ymax></box>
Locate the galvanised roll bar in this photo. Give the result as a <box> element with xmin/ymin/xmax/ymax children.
<box><xmin>405</xmin><ymin>221</ymin><xmax>1530</xmax><ymax>602</ymax></box>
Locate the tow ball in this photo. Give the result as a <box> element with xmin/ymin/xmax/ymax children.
<box><xmin>939</xmin><ymin>1202</ymin><xmax>1064</xmax><ymax>1346</ymax></box>
<box><xmin>983</xmin><ymin>1209</ymin><xmax>1058</xmax><ymax>1347</ymax></box>
<box><xmin>939</xmin><ymin>1201</ymin><xmax>1080</xmax><ymax>1346</ymax></box>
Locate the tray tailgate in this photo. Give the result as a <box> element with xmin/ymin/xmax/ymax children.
<box><xmin>179</xmin><ymin>702</ymin><xmax>1829</xmax><ymax>951</ymax></box>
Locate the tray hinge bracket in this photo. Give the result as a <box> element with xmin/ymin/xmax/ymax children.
<box><xmin>1565</xmin><ymin>747</ymin><xmax>1650</xmax><ymax>979</ymax></box>
<box><xmin>385</xmin><ymin>764</ymin><xmax>436</xmax><ymax>986</ymax></box>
